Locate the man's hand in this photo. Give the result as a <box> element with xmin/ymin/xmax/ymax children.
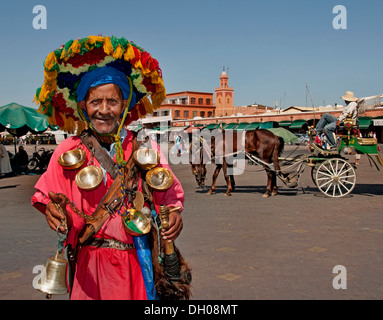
<box><xmin>336</xmin><ymin>120</ymin><xmax>341</xmax><ymax>128</ymax></box>
<box><xmin>161</xmin><ymin>210</ymin><xmax>183</xmax><ymax>242</ymax></box>
<box><xmin>45</xmin><ymin>192</ymin><xmax>72</xmax><ymax>233</ymax></box>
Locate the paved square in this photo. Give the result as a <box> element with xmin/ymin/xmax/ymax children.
<box><xmin>1</xmin><ymin>144</ymin><xmax>383</xmax><ymax>300</ymax></box>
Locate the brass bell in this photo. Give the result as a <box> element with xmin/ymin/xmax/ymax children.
<box><xmin>37</xmin><ymin>250</ymin><xmax>69</xmax><ymax>299</ymax></box>
<box><xmin>146</xmin><ymin>167</ymin><xmax>174</xmax><ymax>191</ymax></box>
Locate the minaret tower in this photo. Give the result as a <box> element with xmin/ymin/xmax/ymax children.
<box><xmin>215</xmin><ymin>66</ymin><xmax>234</xmax><ymax>117</ymax></box>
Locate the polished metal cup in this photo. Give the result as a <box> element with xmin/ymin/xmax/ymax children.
<box><xmin>75</xmin><ymin>165</ymin><xmax>103</xmax><ymax>190</ymax></box>
<box><xmin>122</xmin><ymin>208</ymin><xmax>151</xmax><ymax>236</ymax></box>
<box><xmin>133</xmin><ymin>148</ymin><xmax>160</xmax><ymax>170</ymax></box>
<box><xmin>146</xmin><ymin>167</ymin><xmax>174</xmax><ymax>191</ymax></box>
<box><xmin>58</xmin><ymin>149</ymin><xmax>86</xmax><ymax>170</ymax></box>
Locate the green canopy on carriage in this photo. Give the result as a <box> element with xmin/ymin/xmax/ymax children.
<box><xmin>267</xmin><ymin>127</ymin><xmax>298</xmax><ymax>144</ymax></box>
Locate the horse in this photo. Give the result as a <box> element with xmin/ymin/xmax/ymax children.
<box><xmin>190</xmin><ymin>129</ymin><xmax>284</xmax><ymax>197</ymax></box>
<box><xmin>190</xmin><ymin>133</ymin><xmax>208</xmax><ymax>188</ymax></box>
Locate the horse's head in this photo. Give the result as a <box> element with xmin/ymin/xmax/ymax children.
<box><xmin>189</xmin><ymin>134</ymin><xmax>208</xmax><ymax>187</ymax></box>
<box><xmin>190</xmin><ymin>163</ymin><xmax>207</xmax><ymax>187</ymax></box>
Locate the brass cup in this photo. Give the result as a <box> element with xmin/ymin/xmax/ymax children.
<box><xmin>122</xmin><ymin>209</ymin><xmax>151</xmax><ymax>236</ymax></box>
<box><xmin>146</xmin><ymin>167</ymin><xmax>174</xmax><ymax>191</ymax></box>
<box><xmin>58</xmin><ymin>149</ymin><xmax>86</xmax><ymax>170</ymax></box>
<box><xmin>75</xmin><ymin>165</ymin><xmax>103</xmax><ymax>191</ymax></box>
<box><xmin>133</xmin><ymin>148</ymin><xmax>160</xmax><ymax>170</ymax></box>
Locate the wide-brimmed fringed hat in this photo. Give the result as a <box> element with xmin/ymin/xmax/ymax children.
<box><xmin>341</xmin><ymin>91</ymin><xmax>358</xmax><ymax>102</ymax></box>
<box><xmin>34</xmin><ymin>35</ymin><xmax>166</xmax><ymax>134</ymax></box>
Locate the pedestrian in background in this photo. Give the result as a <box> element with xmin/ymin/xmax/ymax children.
<box><xmin>0</xmin><ymin>143</ymin><xmax>12</xmax><ymax>176</ymax></box>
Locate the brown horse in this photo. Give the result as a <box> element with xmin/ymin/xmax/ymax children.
<box><xmin>190</xmin><ymin>129</ymin><xmax>284</xmax><ymax>197</ymax></box>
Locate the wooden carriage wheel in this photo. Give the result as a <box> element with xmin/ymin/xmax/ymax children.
<box><xmin>315</xmin><ymin>158</ymin><xmax>356</xmax><ymax>198</ymax></box>
<box><xmin>310</xmin><ymin>165</ymin><xmax>319</xmax><ymax>185</ymax></box>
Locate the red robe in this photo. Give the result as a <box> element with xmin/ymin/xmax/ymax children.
<box><xmin>31</xmin><ymin>131</ymin><xmax>184</xmax><ymax>300</ymax></box>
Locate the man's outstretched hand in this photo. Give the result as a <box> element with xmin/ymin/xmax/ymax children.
<box><xmin>45</xmin><ymin>192</ymin><xmax>72</xmax><ymax>233</ymax></box>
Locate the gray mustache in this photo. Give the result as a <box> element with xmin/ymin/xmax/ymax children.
<box><xmin>92</xmin><ymin>114</ymin><xmax>116</xmax><ymax>120</ymax></box>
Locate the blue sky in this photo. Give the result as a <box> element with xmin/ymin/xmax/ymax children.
<box><xmin>0</xmin><ymin>0</ymin><xmax>382</xmax><ymax>109</ymax></box>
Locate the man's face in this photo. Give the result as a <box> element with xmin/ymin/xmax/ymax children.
<box><xmin>80</xmin><ymin>83</ymin><xmax>127</xmax><ymax>135</ymax></box>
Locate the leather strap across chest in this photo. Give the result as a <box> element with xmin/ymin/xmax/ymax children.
<box><xmin>80</xmin><ymin>129</ymin><xmax>119</xmax><ymax>180</ymax></box>
<box><xmin>77</xmin><ymin>130</ymin><xmax>139</xmax><ymax>245</ymax></box>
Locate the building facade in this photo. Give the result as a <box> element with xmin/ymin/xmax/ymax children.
<box><xmin>159</xmin><ymin>91</ymin><xmax>215</xmax><ymax>120</ymax></box>
<box><xmin>142</xmin><ymin>70</ymin><xmax>383</xmax><ymax>142</ymax></box>
<box><xmin>160</xmin><ymin>70</ymin><xmax>274</xmax><ymax>121</ymax></box>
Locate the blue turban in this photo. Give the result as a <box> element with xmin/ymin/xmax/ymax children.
<box><xmin>76</xmin><ymin>66</ymin><xmax>136</xmax><ymax>109</ymax></box>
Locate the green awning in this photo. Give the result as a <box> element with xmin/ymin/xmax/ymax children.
<box><xmin>129</xmin><ymin>125</ymin><xmax>142</xmax><ymax>132</ymax></box>
<box><xmin>205</xmin><ymin>123</ymin><xmax>220</xmax><ymax>130</ymax></box>
<box><xmin>259</xmin><ymin>121</ymin><xmax>274</xmax><ymax>129</ymax></box>
<box><xmin>279</xmin><ymin>120</ymin><xmax>292</xmax><ymax>127</ymax></box>
<box><xmin>267</xmin><ymin>128</ymin><xmax>298</xmax><ymax>144</ymax></box>
<box><xmin>289</xmin><ymin>120</ymin><xmax>307</xmax><ymax>129</ymax></box>
<box><xmin>358</xmin><ymin>117</ymin><xmax>372</xmax><ymax>129</ymax></box>
<box><xmin>151</xmin><ymin>126</ymin><xmax>168</xmax><ymax>132</ymax></box>
<box><xmin>245</xmin><ymin>122</ymin><xmax>260</xmax><ymax>130</ymax></box>
<box><xmin>234</xmin><ymin>122</ymin><xmax>250</xmax><ymax>130</ymax></box>
<box><xmin>223</xmin><ymin>123</ymin><xmax>237</xmax><ymax>130</ymax></box>
<box><xmin>0</xmin><ymin>102</ymin><xmax>56</xmax><ymax>137</ymax></box>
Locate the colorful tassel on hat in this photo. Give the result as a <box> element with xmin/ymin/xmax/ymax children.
<box><xmin>124</xmin><ymin>44</ymin><xmax>135</xmax><ymax>61</ymax></box>
<box><xmin>35</xmin><ymin>35</ymin><xmax>166</xmax><ymax>133</ymax></box>
<box><xmin>44</xmin><ymin>51</ymin><xmax>58</xmax><ymax>71</ymax></box>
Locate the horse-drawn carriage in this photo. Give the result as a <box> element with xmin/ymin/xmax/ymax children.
<box><xmin>306</xmin><ymin>119</ymin><xmax>382</xmax><ymax>197</ymax></box>
<box><xmin>270</xmin><ymin>117</ymin><xmax>383</xmax><ymax>198</ymax></box>
<box><xmin>191</xmin><ymin>118</ymin><xmax>383</xmax><ymax>198</ymax></box>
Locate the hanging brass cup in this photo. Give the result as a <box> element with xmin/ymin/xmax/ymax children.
<box><xmin>75</xmin><ymin>165</ymin><xmax>103</xmax><ymax>191</ymax></box>
<box><xmin>133</xmin><ymin>148</ymin><xmax>160</xmax><ymax>170</ymax></box>
<box><xmin>58</xmin><ymin>149</ymin><xmax>86</xmax><ymax>170</ymax></box>
<box><xmin>146</xmin><ymin>167</ymin><xmax>174</xmax><ymax>191</ymax></box>
<box><xmin>122</xmin><ymin>208</ymin><xmax>151</xmax><ymax>236</ymax></box>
